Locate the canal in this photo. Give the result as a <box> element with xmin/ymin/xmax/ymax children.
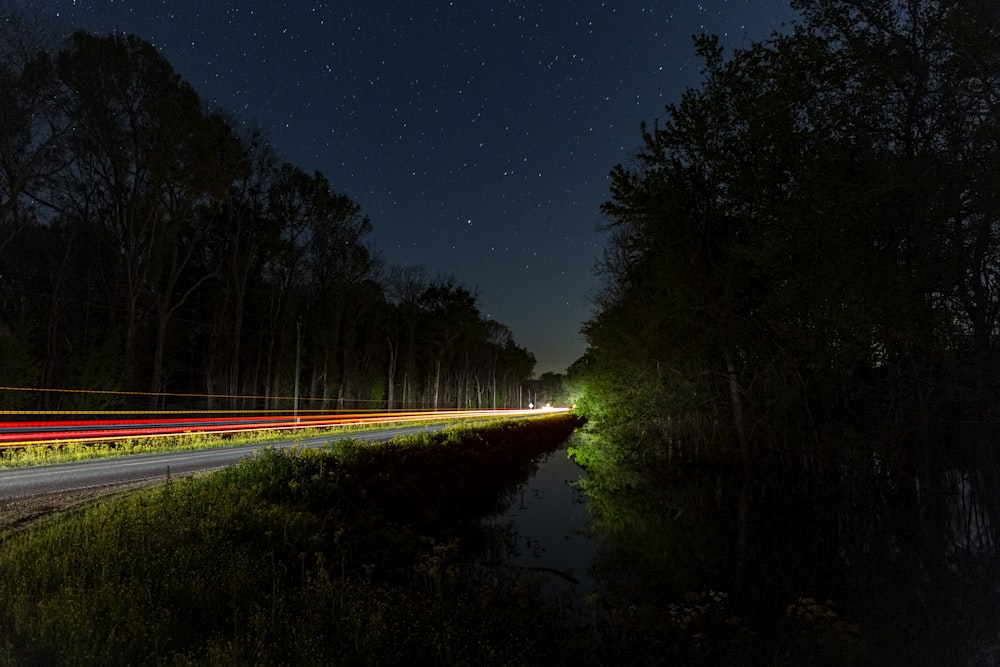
<box><xmin>489</xmin><ymin>425</ymin><xmax>1000</xmax><ymax>665</ymax></box>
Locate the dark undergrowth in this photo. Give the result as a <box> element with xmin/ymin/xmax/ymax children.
<box><xmin>0</xmin><ymin>414</ymin><xmax>601</xmax><ymax>666</ymax></box>
<box><xmin>0</xmin><ymin>413</ymin><xmax>912</xmax><ymax>666</ymax></box>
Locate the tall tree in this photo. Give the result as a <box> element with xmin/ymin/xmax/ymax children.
<box><xmin>202</xmin><ymin>121</ymin><xmax>282</xmax><ymax>408</ymax></box>
<box><xmin>481</xmin><ymin>320</ymin><xmax>513</xmax><ymax>408</ymax></box>
<box><xmin>260</xmin><ymin>164</ymin><xmax>375</xmax><ymax>408</ymax></box>
<box><xmin>0</xmin><ymin>15</ymin><xmax>539</xmax><ymax>412</ymax></box>
<box><xmin>384</xmin><ymin>265</ymin><xmax>428</xmax><ymax>409</ymax></box>
<box><xmin>53</xmin><ymin>32</ymin><xmax>229</xmax><ymax>399</ymax></box>
<box><xmin>417</xmin><ymin>279</ymin><xmax>480</xmax><ymax>409</ymax></box>
<box><xmin>585</xmin><ymin>0</ymin><xmax>1000</xmax><ymax>460</ymax></box>
<box><xmin>0</xmin><ymin>6</ymin><xmax>68</xmax><ymax>255</ymax></box>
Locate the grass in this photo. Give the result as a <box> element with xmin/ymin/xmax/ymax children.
<box><xmin>0</xmin><ymin>413</ymin><xmax>591</xmax><ymax>666</ymax></box>
<box><xmin>0</xmin><ymin>416</ymin><xmax>491</xmax><ymax>469</ymax></box>
<box><xmin>0</xmin><ymin>414</ymin><xmax>880</xmax><ymax>665</ymax></box>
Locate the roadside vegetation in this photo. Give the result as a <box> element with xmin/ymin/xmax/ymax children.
<box><xmin>559</xmin><ymin>4</ymin><xmax>1000</xmax><ymax>660</ymax></box>
<box><xmin>2</xmin><ymin>412</ymin><xmax>869</xmax><ymax>666</ymax></box>
<box><xmin>0</xmin><ymin>414</ymin><xmax>592</xmax><ymax>665</ymax></box>
<box><xmin>0</xmin><ymin>416</ymin><xmax>483</xmax><ymax>469</ymax></box>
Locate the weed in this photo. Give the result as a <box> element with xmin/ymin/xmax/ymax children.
<box><xmin>0</xmin><ymin>414</ymin><xmax>587</xmax><ymax>665</ymax></box>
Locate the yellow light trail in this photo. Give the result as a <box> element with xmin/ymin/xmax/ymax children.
<box><xmin>0</xmin><ymin>408</ymin><xmax>569</xmax><ymax>448</ymax></box>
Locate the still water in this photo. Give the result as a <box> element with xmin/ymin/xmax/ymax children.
<box><xmin>488</xmin><ymin>440</ymin><xmax>599</xmax><ymax>600</ymax></box>
<box><xmin>493</xmin><ymin>427</ymin><xmax>1000</xmax><ymax>665</ymax></box>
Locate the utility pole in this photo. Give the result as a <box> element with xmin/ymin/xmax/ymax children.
<box><xmin>294</xmin><ymin>316</ymin><xmax>302</xmax><ymax>422</ymax></box>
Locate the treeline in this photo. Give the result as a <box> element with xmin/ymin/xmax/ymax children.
<box><xmin>0</xmin><ymin>20</ymin><xmax>535</xmax><ymax>411</ymax></box>
<box><xmin>574</xmin><ymin>0</ymin><xmax>1000</xmax><ymax>460</ymax></box>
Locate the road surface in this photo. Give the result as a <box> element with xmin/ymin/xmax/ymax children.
<box><xmin>0</xmin><ymin>423</ymin><xmax>440</xmax><ymax>501</ymax></box>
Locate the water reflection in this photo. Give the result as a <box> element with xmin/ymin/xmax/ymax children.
<box><xmin>480</xmin><ymin>426</ymin><xmax>1000</xmax><ymax>664</ymax></box>
<box><xmin>488</xmin><ymin>436</ymin><xmax>598</xmax><ymax>599</ymax></box>
<box><xmin>574</xmin><ymin>426</ymin><xmax>1000</xmax><ymax>665</ymax></box>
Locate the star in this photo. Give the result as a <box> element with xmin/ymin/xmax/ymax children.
<box><xmin>45</xmin><ymin>0</ymin><xmax>797</xmax><ymax>374</ymax></box>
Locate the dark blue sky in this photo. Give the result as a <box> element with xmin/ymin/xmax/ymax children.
<box><xmin>43</xmin><ymin>0</ymin><xmax>797</xmax><ymax>374</ymax></box>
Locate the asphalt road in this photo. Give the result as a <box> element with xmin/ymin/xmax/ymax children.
<box><xmin>0</xmin><ymin>423</ymin><xmax>442</xmax><ymax>500</ymax></box>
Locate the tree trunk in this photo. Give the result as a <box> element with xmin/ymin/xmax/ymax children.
<box><xmin>386</xmin><ymin>335</ymin><xmax>397</xmax><ymax>410</ymax></box>
<box><xmin>433</xmin><ymin>358</ymin><xmax>442</xmax><ymax>409</ymax></box>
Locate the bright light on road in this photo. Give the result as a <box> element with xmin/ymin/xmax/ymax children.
<box><xmin>0</xmin><ymin>408</ymin><xmax>569</xmax><ymax>448</ymax></box>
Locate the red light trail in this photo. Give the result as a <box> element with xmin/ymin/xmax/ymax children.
<box><xmin>0</xmin><ymin>409</ymin><xmax>568</xmax><ymax>447</ymax></box>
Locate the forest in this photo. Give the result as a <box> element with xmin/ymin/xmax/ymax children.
<box><xmin>4</xmin><ymin>1</ymin><xmax>1000</xmax><ymax>660</ymax></box>
<box><xmin>562</xmin><ymin>5</ymin><xmax>1000</xmax><ymax>658</ymax></box>
<box><xmin>572</xmin><ymin>0</ymin><xmax>1000</xmax><ymax>463</ymax></box>
<box><xmin>0</xmin><ymin>17</ymin><xmax>537</xmax><ymax>412</ymax></box>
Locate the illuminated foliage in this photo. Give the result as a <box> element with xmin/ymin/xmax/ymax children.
<box><xmin>0</xmin><ymin>415</ymin><xmax>583</xmax><ymax>665</ymax></box>
<box><xmin>580</xmin><ymin>0</ymin><xmax>1000</xmax><ymax>458</ymax></box>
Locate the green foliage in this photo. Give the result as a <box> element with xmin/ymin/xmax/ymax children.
<box><xmin>535</xmin><ymin>371</ymin><xmax>569</xmax><ymax>407</ymax></box>
<box><xmin>0</xmin><ymin>418</ymin><xmax>463</xmax><ymax>469</ymax></box>
<box><xmin>567</xmin><ymin>428</ymin><xmax>885</xmax><ymax>665</ymax></box>
<box><xmin>581</xmin><ymin>0</ymin><xmax>1000</xmax><ymax>459</ymax></box>
<box><xmin>0</xmin><ymin>414</ymin><xmax>586</xmax><ymax>665</ymax></box>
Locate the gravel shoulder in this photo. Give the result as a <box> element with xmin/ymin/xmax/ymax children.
<box><xmin>0</xmin><ymin>477</ymin><xmax>178</xmax><ymax>535</ymax></box>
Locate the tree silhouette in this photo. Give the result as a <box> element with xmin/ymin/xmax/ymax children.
<box><xmin>582</xmin><ymin>0</ymin><xmax>1000</xmax><ymax>459</ymax></box>
<box><xmin>0</xmin><ymin>18</ymin><xmax>541</xmax><ymax>411</ymax></box>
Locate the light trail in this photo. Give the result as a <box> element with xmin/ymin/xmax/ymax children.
<box><xmin>0</xmin><ymin>408</ymin><xmax>569</xmax><ymax>448</ymax></box>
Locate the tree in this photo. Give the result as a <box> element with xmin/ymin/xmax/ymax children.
<box><xmin>201</xmin><ymin>120</ymin><xmax>282</xmax><ymax>408</ymax></box>
<box><xmin>0</xmin><ymin>6</ymin><xmax>68</xmax><ymax>255</ymax></box>
<box><xmin>417</xmin><ymin>278</ymin><xmax>481</xmax><ymax>409</ymax></box>
<box><xmin>537</xmin><ymin>372</ymin><xmax>568</xmax><ymax>407</ymax></box>
<box><xmin>480</xmin><ymin>320</ymin><xmax>513</xmax><ymax>408</ymax></box>
<box><xmin>585</xmin><ymin>0</ymin><xmax>1000</xmax><ymax>461</ymax></box>
<box><xmin>255</xmin><ymin>163</ymin><xmax>377</xmax><ymax>409</ymax></box>
<box><xmin>500</xmin><ymin>340</ymin><xmax>535</xmax><ymax>408</ymax></box>
<box><xmin>1</xmin><ymin>13</ymin><xmax>540</xmax><ymax>413</ymax></box>
<box><xmin>384</xmin><ymin>265</ymin><xmax>428</xmax><ymax>409</ymax></box>
<box><xmin>53</xmin><ymin>32</ymin><xmax>231</xmax><ymax>400</ymax></box>
<box><xmin>301</xmin><ymin>169</ymin><xmax>376</xmax><ymax>407</ymax></box>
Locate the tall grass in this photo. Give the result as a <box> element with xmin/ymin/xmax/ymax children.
<box><xmin>0</xmin><ymin>417</ymin><xmax>467</xmax><ymax>469</ymax></box>
<box><xmin>0</xmin><ymin>414</ymin><xmax>586</xmax><ymax>666</ymax></box>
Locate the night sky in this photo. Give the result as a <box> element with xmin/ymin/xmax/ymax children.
<box><xmin>39</xmin><ymin>0</ymin><xmax>797</xmax><ymax>375</ymax></box>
